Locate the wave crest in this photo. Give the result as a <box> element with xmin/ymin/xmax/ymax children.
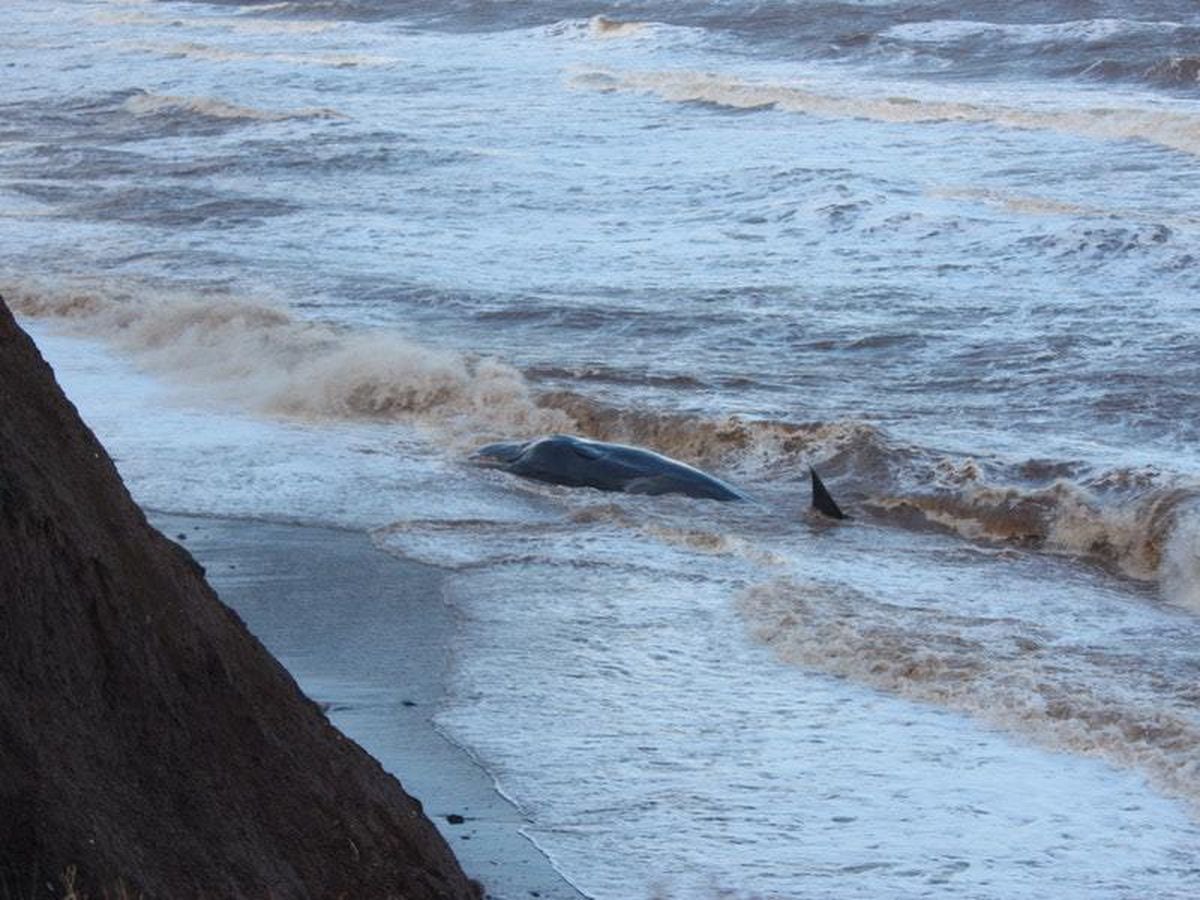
<box><xmin>875</xmin><ymin>472</ymin><xmax>1200</xmax><ymax>606</ymax></box>
<box><xmin>122</xmin><ymin>90</ymin><xmax>344</xmax><ymax>122</ymax></box>
<box><xmin>589</xmin><ymin>16</ymin><xmax>649</xmax><ymax>39</ymax></box>
<box><xmin>537</xmin><ymin>389</ymin><xmax>886</xmax><ymax>475</ymax></box>
<box><xmin>4</xmin><ymin>279</ymin><xmax>572</xmax><ymax>442</ymax></box>
<box><xmin>10</xmin><ymin>277</ymin><xmax>1200</xmax><ymax>607</ymax></box>
<box><xmin>573</xmin><ymin>67</ymin><xmax>1200</xmax><ymax>157</ymax></box>
<box><xmin>883</xmin><ymin>17</ymin><xmax>1184</xmax><ymax>48</ymax></box>
<box><xmin>740</xmin><ymin>577</ymin><xmax>1200</xmax><ymax>805</ymax></box>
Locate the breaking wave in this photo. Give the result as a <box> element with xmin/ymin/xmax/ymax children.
<box><xmin>9</xmin><ymin>278</ymin><xmax>1200</xmax><ymax>608</ymax></box>
<box><xmin>122</xmin><ymin>90</ymin><xmax>345</xmax><ymax>122</ymax></box>
<box><xmin>573</xmin><ymin>68</ymin><xmax>1200</xmax><ymax>157</ymax></box>
<box><xmin>94</xmin><ymin>9</ymin><xmax>340</xmax><ymax>34</ymax></box>
<box><xmin>873</xmin><ymin>469</ymin><xmax>1200</xmax><ymax>609</ymax></box>
<box><xmin>1084</xmin><ymin>56</ymin><xmax>1200</xmax><ymax>89</ymax></box>
<box><xmin>882</xmin><ymin>17</ymin><xmax>1186</xmax><ymax>48</ymax></box>
<box><xmin>588</xmin><ymin>15</ymin><xmax>649</xmax><ymax>39</ymax></box>
<box><xmin>1142</xmin><ymin>56</ymin><xmax>1200</xmax><ymax>87</ymax></box>
<box><xmin>0</xmin><ymin>89</ymin><xmax>343</xmax><ymax>147</ymax></box>
<box><xmin>536</xmin><ymin>389</ymin><xmax>888</xmax><ymax>476</ymax></box>
<box><xmin>4</xmin><ymin>280</ymin><xmax>570</xmax><ymax>443</ymax></box>
<box><xmin>127</xmin><ymin>41</ymin><xmax>396</xmax><ymax>68</ymax></box>
<box><xmin>739</xmin><ymin>577</ymin><xmax>1200</xmax><ymax>807</ymax></box>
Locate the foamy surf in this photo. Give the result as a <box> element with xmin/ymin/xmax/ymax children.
<box><xmin>573</xmin><ymin>67</ymin><xmax>1200</xmax><ymax>156</ymax></box>
<box><xmin>4</xmin><ymin>280</ymin><xmax>571</xmax><ymax>443</ymax></box>
<box><xmin>11</xmin><ymin>274</ymin><xmax>1200</xmax><ymax>611</ymax></box>
<box><xmin>121</xmin><ymin>90</ymin><xmax>345</xmax><ymax>122</ymax></box>
<box><xmin>589</xmin><ymin>16</ymin><xmax>650</xmax><ymax>40</ymax></box>
<box><xmin>874</xmin><ymin>474</ymin><xmax>1200</xmax><ymax>610</ymax></box>
<box><xmin>93</xmin><ymin>8</ymin><xmax>340</xmax><ymax>34</ymax></box>
<box><xmin>427</xmin><ymin>512</ymin><xmax>1200</xmax><ymax>899</ymax></box>
<box><xmin>125</xmin><ymin>41</ymin><xmax>397</xmax><ymax>68</ymax></box>
<box><xmin>740</xmin><ymin>576</ymin><xmax>1200</xmax><ymax>808</ymax></box>
<box><xmin>881</xmin><ymin>17</ymin><xmax>1186</xmax><ymax>47</ymax></box>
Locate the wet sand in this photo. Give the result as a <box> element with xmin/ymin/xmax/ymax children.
<box><xmin>150</xmin><ymin>512</ymin><xmax>583</xmax><ymax>900</ymax></box>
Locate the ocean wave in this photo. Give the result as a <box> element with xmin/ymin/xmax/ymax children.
<box><xmin>573</xmin><ymin>67</ymin><xmax>1200</xmax><ymax>157</ymax></box>
<box><xmin>93</xmin><ymin>9</ymin><xmax>339</xmax><ymax>34</ymax></box>
<box><xmin>0</xmin><ymin>136</ymin><xmax>419</xmax><ymax>187</ymax></box>
<box><xmin>1143</xmin><ymin>56</ymin><xmax>1200</xmax><ymax>86</ymax></box>
<box><xmin>740</xmin><ymin>577</ymin><xmax>1200</xmax><ymax>806</ymax></box>
<box><xmin>3</xmin><ymin>277</ymin><xmax>892</xmax><ymax>476</ymax></box>
<box><xmin>1084</xmin><ymin>55</ymin><xmax>1200</xmax><ymax>88</ymax></box>
<box><xmin>882</xmin><ymin>17</ymin><xmax>1185</xmax><ymax>48</ymax></box>
<box><xmin>91</xmin><ymin>10</ymin><xmax>165</xmax><ymax>29</ymax></box>
<box><xmin>535</xmin><ymin>389</ymin><xmax>888</xmax><ymax>476</ymax></box>
<box><xmin>10</xmin><ymin>277</ymin><xmax>1200</xmax><ymax>605</ymax></box>
<box><xmin>244</xmin><ymin>0</ymin><xmax>409</xmax><ymax>24</ymax></box>
<box><xmin>525</xmin><ymin>363</ymin><xmax>708</xmax><ymax>390</ymax></box>
<box><xmin>126</xmin><ymin>41</ymin><xmax>396</xmax><ymax>68</ymax></box>
<box><xmin>89</xmin><ymin>188</ymin><xmax>298</xmax><ymax>227</ymax></box>
<box><xmin>528</xmin><ymin>388</ymin><xmax>1200</xmax><ymax>609</ymax></box>
<box><xmin>1017</xmin><ymin>221</ymin><xmax>1175</xmax><ymax>258</ymax></box>
<box><xmin>0</xmin><ymin>90</ymin><xmax>339</xmax><ymax>146</ymax></box>
<box><xmin>4</xmin><ymin>280</ymin><xmax>571</xmax><ymax>443</ymax></box>
<box><xmin>542</xmin><ymin>13</ymin><xmax>713</xmax><ymax>49</ymax></box>
<box><xmin>930</xmin><ymin>186</ymin><xmax>1104</xmax><ymax>218</ymax></box>
<box><xmin>526</xmin><ymin>399</ymin><xmax>1200</xmax><ymax>607</ymax></box>
<box><xmin>122</xmin><ymin>90</ymin><xmax>345</xmax><ymax>123</ymax></box>
<box><xmin>588</xmin><ymin>15</ymin><xmax>650</xmax><ymax>39</ymax></box>
<box><xmin>874</xmin><ymin>471</ymin><xmax>1200</xmax><ymax>609</ymax></box>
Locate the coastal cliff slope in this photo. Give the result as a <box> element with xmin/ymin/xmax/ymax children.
<box><xmin>0</xmin><ymin>297</ymin><xmax>479</xmax><ymax>899</ymax></box>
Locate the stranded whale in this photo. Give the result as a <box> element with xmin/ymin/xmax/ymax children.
<box><xmin>471</xmin><ymin>434</ymin><xmax>750</xmax><ymax>501</ymax></box>
<box><xmin>471</xmin><ymin>434</ymin><xmax>847</xmax><ymax>517</ymax></box>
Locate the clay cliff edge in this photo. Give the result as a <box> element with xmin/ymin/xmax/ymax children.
<box><xmin>0</xmin><ymin>296</ymin><xmax>480</xmax><ymax>899</ymax></box>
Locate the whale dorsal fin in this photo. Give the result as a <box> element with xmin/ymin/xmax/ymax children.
<box><xmin>810</xmin><ymin>466</ymin><xmax>847</xmax><ymax>520</ymax></box>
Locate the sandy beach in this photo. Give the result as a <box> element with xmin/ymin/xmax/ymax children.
<box><xmin>149</xmin><ymin>512</ymin><xmax>583</xmax><ymax>900</ymax></box>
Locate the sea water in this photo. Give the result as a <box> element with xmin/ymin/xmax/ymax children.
<box><xmin>5</xmin><ymin>1</ymin><xmax>1200</xmax><ymax>897</ymax></box>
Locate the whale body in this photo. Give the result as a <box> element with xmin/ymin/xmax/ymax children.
<box><xmin>470</xmin><ymin>434</ymin><xmax>751</xmax><ymax>502</ymax></box>
<box><xmin>472</xmin><ymin>434</ymin><xmax>849</xmax><ymax>518</ymax></box>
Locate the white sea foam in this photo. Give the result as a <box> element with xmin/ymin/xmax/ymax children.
<box><xmin>883</xmin><ymin>17</ymin><xmax>1185</xmax><ymax>47</ymax></box>
<box><xmin>1160</xmin><ymin>512</ymin><xmax>1200</xmax><ymax>611</ymax></box>
<box><xmin>126</xmin><ymin>41</ymin><xmax>397</xmax><ymax>68</ymax></box>
<box><xmin>424</xmin><ymin>516</ymin><xmax>1200</xmax><ymax>899</ymax></box>
<box><xmin>929</xmin><ymin>186</ymin><xmax>1105</xmax><ymax>217</ymax></box>
<box><xmin>739</xmin><ymin>576</ymin><xmax>1200</xmax><ymax>808</ymax></box>
<box><xmin>589</xmin><ymin>15</ymin><xmax>650</xmax><ymax>40</ymax></box>
<box><xmin>121</xmin><ymin>90</ymin><xmax>345</xmax><ymax>121</ymax></box>
<box><xmin>94</xmin><ymin>6</ymin><xmax>339</xmax><ymax>34</ymax></box>
<box><xmin>574</xmin><ymin>67</ymin><xmax>1200</xmax><ymax>156</ymax></box>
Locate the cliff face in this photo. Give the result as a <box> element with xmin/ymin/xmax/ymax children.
<box><xmin>0</xmin><ymin>298</ymin><xmax>478</xmax><ymax>899</ymax></box>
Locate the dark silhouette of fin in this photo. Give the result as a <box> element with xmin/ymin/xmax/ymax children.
<box><xmin>810</xmin><ymin>466</ymin><xmax>847</xmax><ymax>520</ymax></box>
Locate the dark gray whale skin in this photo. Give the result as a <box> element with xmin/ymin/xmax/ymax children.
<box><xmin>471</xmin><ymin>434</ymin><xmax>751</xmax><ymax>502</ymax></box>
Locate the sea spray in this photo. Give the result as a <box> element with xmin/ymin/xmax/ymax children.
<box><xmin>4</xmin><ymin>280</ymin><xmax>573</xmax><ymax>443</ymax></box>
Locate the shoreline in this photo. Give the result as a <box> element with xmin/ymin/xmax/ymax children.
<box><xmin>149</xmin><ymin>512</ymin><xmax>584</xmax><ymax>900</ymax></box>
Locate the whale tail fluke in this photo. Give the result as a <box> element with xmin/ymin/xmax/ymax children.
<box><xmin>810</xmin><ymin>466</ymin><xmax>847</xmax><ymax>520</ymax></box>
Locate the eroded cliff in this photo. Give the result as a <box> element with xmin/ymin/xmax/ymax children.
<box><xmin>0</xmin><ymin>297</ymin><xmax>479</xmax><ymax>899</ymax></box>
